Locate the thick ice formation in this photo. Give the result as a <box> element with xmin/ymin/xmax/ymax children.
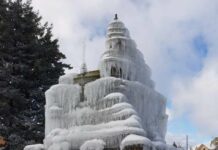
<box><xmin>24</xmin><ymin>16</ymin><xmax>172</xmax><ymax>150</ymax></box>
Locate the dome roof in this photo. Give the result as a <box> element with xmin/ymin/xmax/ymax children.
<box><xmin>108</xmin><ymin>20</ymin><xmax>125</xmax><ymax>29</ymax></box>
<box><xmin>107</xmin><ymin>14</ymin><xmax>130</xmax><ymax>38</ymax></box>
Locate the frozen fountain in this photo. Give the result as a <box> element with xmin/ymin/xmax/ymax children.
<box><xmin>24</xmin><ymin>14</ymin><xmax>177</xmax><ymax>150</ymax></box>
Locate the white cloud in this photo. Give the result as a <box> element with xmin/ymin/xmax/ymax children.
<box><xmin>31</xmin><ymin>0</ymin><xmax>218</xmax><ymax>142</ymax></box>
<box><xmin>172</xmin><ymin>60</ymin><xmax>218</xmax><ymax>136</ymax></box>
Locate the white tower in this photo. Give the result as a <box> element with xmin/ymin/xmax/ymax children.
<box><xmin>99</xmin><ymin>14</ymin><xmax>154</xmax><ymax>88</ymax></box>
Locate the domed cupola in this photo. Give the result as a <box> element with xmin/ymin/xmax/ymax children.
<box><xmin>107</xmin><ymin>14</ymin><xmax>130</xmax><ymax>38</ymax></box>
<box><xmin>99</xmin><ymin>14</ymin><xmax>154</xmax><ymax>88</ymax></box>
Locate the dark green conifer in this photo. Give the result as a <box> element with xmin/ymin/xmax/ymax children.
<box><xmin>0</xmin><ymin>0</ymin><xmax>71</xmax><ymax>149</ymax></box>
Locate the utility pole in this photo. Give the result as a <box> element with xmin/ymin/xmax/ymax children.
<box><xmin>80</xmin><ymin>39</ymin><xmax>87</xmax><ymax>102</ymax></box>
<box><xmin>186</xmin><ymin>135</ymin><xmax>189</xmax><ymax>150</ymax></box>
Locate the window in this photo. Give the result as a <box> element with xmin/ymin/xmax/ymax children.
<box><xmin>117</xmin><ymin>39</ymin><xmax>122</xmax><ymax>49</ymax></box>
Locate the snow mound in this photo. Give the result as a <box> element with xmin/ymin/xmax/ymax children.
<box><xmin>120</xmin><ymin>134</ymin><xmax>152</xmax><ymax>150</ymax></box>
<box><xmin>80</xmin><ymin>139</ymin><xmax>105</xmax><ymax>150</ymax></box>
<box><xmin>23</xmin><ymin>144</ymin><xmax>44</xmax><ymax>150</ymax></box>
<box><xmin>47</xmin><ymin>141</ymin><xmax>70</xmax><ymax>150</ymax></box>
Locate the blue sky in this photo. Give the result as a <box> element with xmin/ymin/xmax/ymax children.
<box><xmin>167</xmin><ymin>100</ymin><xmax>211</xmax><ymax>146</ymax></box>
<box><xmin>32</xmin><ymin>0</ymin><xmax>218</xmax><ymax>147</ymax></box>
<box><xmin>166</xmin><ymin>35</ymin><xmax>211</xmax><ymax>144</ymax></box>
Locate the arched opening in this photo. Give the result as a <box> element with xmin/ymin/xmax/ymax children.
<box><xmin>109</xmin><ymin>43</ymin><xmax>112</xmax><ymax>49</ymax></box>
<box><xmin>111</xmin><ymin>66</ymin><xmax>117</xmax><ymax>77</ymax></box>
<box><xmin>119</xmin><ymin>68</ymin><xmax>122</xmax><ymax>78</ymax></box>
<box><xmin>111</xmin><ymin>66</ymin><xmax>123</xmax><ymax>78</ymax></box>
<box><xmin>117</xmin><ymin>39</ymin><xmax>122</xmax><ymax>49</ymax></box>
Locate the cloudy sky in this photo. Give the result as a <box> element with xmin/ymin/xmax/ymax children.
<box><xmin>31</xmin><ymin>0</ymin><xmax>218</xmax><ymax>147</ymax></box>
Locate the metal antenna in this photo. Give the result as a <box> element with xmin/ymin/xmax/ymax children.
<box><xmin>186</xmin><ymin>135</ymin><xmax>189</xmax><ymax>150</ymax></box>
<box><xmin>80</xmin><ymin>40</ymin><xmax>87</xmax><ymax>74</ymax></box>
<box><xmin>82</xmin><ymin>40</ymin><xmax>86</xmax><ymax>64</ymax></box>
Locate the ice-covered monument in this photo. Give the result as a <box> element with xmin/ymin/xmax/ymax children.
<box><xmin>24</xmin><ymin>15</ymin><xmax>175</xmax><ymax>150</ymax></box>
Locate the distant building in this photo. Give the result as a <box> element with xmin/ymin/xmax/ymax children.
<box><xmin>195</xmin><ymin>137</ymin><xmax>218</xmax><ymax>150</ymax></box>
<box><xmin>195</xmin><ymin>144</ymin><xmax>210</xmax><ymax>150</ymax></box>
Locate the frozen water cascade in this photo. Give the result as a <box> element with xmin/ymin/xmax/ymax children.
<box><xmin>24</xmin><ymin>15</ymin><xmax>177</xmax><ymax>150</ymax></box>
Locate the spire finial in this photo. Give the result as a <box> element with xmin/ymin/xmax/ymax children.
<box><xmin>80</xmin><ymin>40</ymin><xmax>87</xmax><ymax>74</ymax></box>
<box><xmin>114</xmin><ymin>14</ymin><xmax>118</xmax><ymax>20</ymax></box>
<box><xmin>82</xmin><ymin>40</ymin><xmax>86</xmax><ymax>64</ymax></box>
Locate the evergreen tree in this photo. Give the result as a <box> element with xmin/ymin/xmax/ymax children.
<box><xmin>0</xmin><ymin>0</ymin><xmax>71</xmax><ymax>149</ymax></box>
